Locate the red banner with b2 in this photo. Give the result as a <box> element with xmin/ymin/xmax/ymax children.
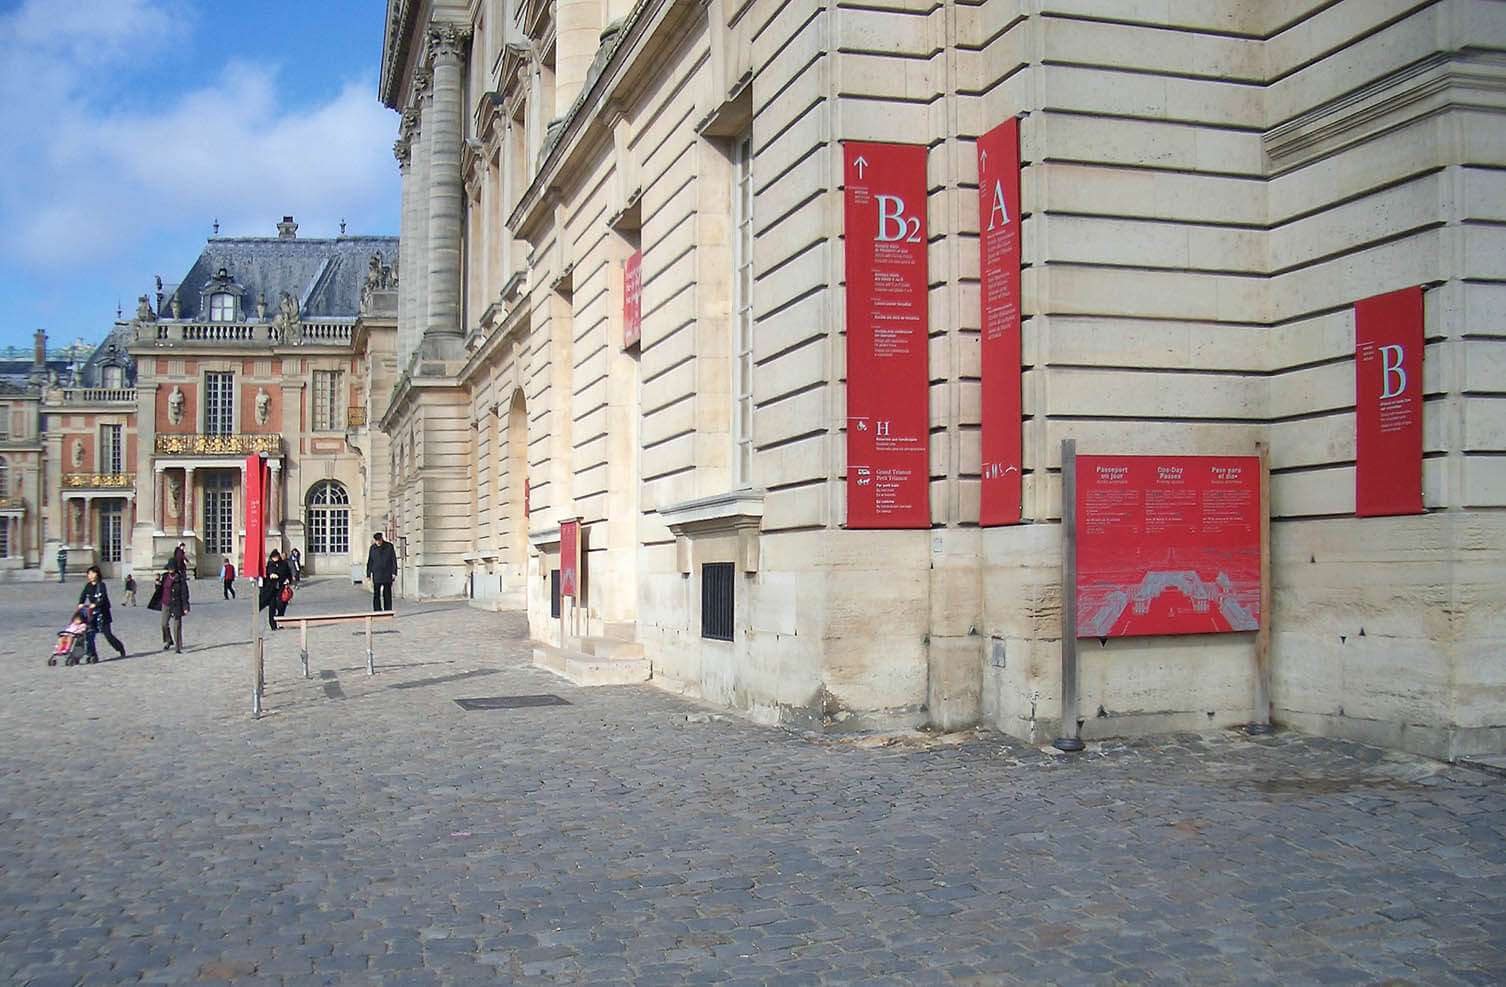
<box><xmin>843</xmin><ymin>141</ymin><xmax>929</xmax><ymax>529</ymax></box>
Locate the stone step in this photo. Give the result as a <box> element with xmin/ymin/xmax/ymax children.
<box><xmin>533</xmin><ymin>643</ymin><xmax>652</xmax><ymax>687</ymax></box>
<box><xmin>564</xmin><ymin>635</ymin><xmax>645</xmax><ymax>660</ymax></box>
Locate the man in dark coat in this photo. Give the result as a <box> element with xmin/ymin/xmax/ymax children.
<box><xmin>366</xmin><ymin>532</ymin><xmax>397</xmax><ymax>612</ymax></box>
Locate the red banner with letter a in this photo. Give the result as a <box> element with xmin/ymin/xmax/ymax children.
<box><xmin>978</xmin><ymin>118</ymin><xmax>1022</xmax><ymax>525</ymax></box>
<box><xmin>560</xmin><ymin>518</ymin><xmax>580</xmax><ymax>599</ymax></box>
<box><xmin>243</xmin><ymin>454</ymin><xmax>265</xmax><ymax>580</ymax></box>
<box><xmin>1355</xmin><ymin>286</ymin><xmax>1423</xmax><ymax>517</ymax></box>
<box><xmin>623</xmin><ymin>251</ymin><xmax>642</xmax><ymax>349</ymax></box>
<box><xmin>844</xmin><ymin>141</ymin><xmax>929</xmax><ymax>529</ymax></box>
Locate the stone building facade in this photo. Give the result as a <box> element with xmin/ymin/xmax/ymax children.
<box><xmin>21</xmin><ymin>220</ymin><xmax>398</xmax><ymax>585</ymax></box>
<box><xmin>377</xmin><ymin>0</ymin><xmax>1506</xmax><ymax>760</ymax></box>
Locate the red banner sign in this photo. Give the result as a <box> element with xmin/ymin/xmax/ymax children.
<box><xmin>560</xmin><ymin>518</ymin><xmax>580</xmax><ymax>599</ymax></box>
<box><xmin>1075</xmin><ymin>455</ymin><xmax>1261</xmax><ymax>638</ymax></box>
<box><xmin>978</xmin><ymin>118</ymin><xmax>1023</xmax><ymax>525</ymax></box>
<box><xmin>844</xmin><ymin>141</ymin><xmax>929</xmax><ymax>528</ymax></box>
<box><xmin>623</xmin><ymin>250</ymin><xmax>642</xmax><ymax>349</ymax></box>
<box><xmin>243</xmin><ymin>454</ymin><xmax>265</xmax><ymax>579</ymax></box>
<box><xmin>1355</xmin><ymin>286</ymin><xmax>1423</xmax><ymax>517</ymax></box>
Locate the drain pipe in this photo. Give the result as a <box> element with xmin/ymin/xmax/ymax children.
<box><xmin>1054</xmin><ymin>438</ymin><xmax>1084</xmax><ymax>752</ymax></box>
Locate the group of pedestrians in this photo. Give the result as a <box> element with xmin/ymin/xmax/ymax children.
<box><xmin>56</xmin><ymin>536</ymin><xmax>396</xmax><ymax>658</ymax></box>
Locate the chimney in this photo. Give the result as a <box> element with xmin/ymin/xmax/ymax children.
<box><xmin>33</xmin><ymin>329</ymin><xmax>45</xmax><ymax>370</ymax></box>
<box><xmin>277</xmin><ymin>215</ymin><xmax>298</xmax><ymax>239</ymax></box>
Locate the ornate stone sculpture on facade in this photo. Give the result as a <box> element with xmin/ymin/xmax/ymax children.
<box><xmin>255</xmin><ymin>387</ymin><xmax>271</xmax><ymax>426</ymax></box>
<box><xmin>136</xmin><ymin>295</ymin><xmax>156</xmax><ymax>323</ymax></box>
<box><xmin>71</xmin><ymin>438</ymin><xmax>84</xmax><ymax>468</ymax></box>
<box><xmin>167</xmin><ymin>386</ymin><xmax>185</xmax><ymax>426</ymax></box>
<box><xmin>170</xmin><ymin>294</ymin><xmax>181</xmax><ymax>318</ymax></box>
<box><xmin>272</xmin><ymin>292</ymin><xmax>303</xmax><ymax>343</ymax></box>
<box><xmin>360</xmin><ymin>252</ymin><xmax>394</xmax><ymax>311</ymax></box>
<box><xmin>166</xmin><ymin>476</ymin><xmax>181</xmax><ymax>519</ymax></box>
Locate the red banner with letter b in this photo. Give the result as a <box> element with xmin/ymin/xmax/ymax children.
<box><xmin>1355</xmin><ymin>286</ymin><xmax>1423</xmax><ymax>517</ymax></box>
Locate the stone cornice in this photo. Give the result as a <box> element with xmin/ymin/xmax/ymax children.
<box><xmin>1265</xmin><ymin>51</ymin><xmax>1506</xmax><ymax>171</ymax></box>
<box><xmin>512</xmin><ymin>0</ymin><xmax>702</xmax><ymax>242</ymax></box>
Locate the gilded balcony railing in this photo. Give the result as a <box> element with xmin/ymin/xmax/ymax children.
<box><xmin>155</xmin><ymin>434</ymin><xmax>282</xmax><ymax>456</ymax></box>
<box><xmin>62</xmin><ymin>473</ymin><xmax>135</xmax><ymax>490</ymax></box>
<box><xmin>0</xmin><ymin>495</ymin><xmax>24</xmax><ymax>510</ymax></box>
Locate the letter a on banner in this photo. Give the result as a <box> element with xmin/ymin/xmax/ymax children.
<box><xmin>977</xmin><ymin>118</ymin><xmax>1023</xmax><ymax>525</ymax></box>
<box><xmin>1355</xmin><ymin>286</ymin><xmax>1423</xmax><ymax>517</ymax></box>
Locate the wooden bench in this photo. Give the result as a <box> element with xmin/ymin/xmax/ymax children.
<box><xmin>274</xmin><ymin>610</ymin><xmax>394</xmax><ymax>678</ymax></box>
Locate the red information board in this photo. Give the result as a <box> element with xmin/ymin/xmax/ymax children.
<box><xmin>560</xmin><ymin>518</ymin><xmax>580</xmax><ymax>599</ymax></box>
<box><xmin>623</xmin><ymin>250</ymin><xmax>642</xmax><ymax>349</ymax></box>
<box><xmin>978</xmin><ymin>119</ymin><xmax>1023</xmax><ymax>525</ymax></box>
<box><xmin>1075</xmin><ymin>455</ymin><xmax>1261</xmax><ymax>638</ymax></box>
<box><xmin>1355</xmin><ymin>286</ymin><xmax>1423</xmax><ymax>517</ymax></box>
<box><xmin>844</xmin><ymin>141</ymin><xmax>929</xmax><ymax>528</ymax></box>
<box><xmin>243</xmin><ymin>454</ymin><xmax>265</xmax><ymax>579</ymax></box>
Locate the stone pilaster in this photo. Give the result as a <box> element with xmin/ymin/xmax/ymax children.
<box><xmin>421</xmin><ymin>22</ymin><xmax>471</xmax><ymax>362</ymax></box>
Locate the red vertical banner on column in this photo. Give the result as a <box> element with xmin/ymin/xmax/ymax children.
<box><xmin>844</xmin><ymin>141</ymin><xmax>929</xmax><ymax>529</ymax></box>
<box><xmin>623</xmin><ymin>250</ymin><xmax>642</xmax><ymax>349</ymax></box>
<box><xmin>560</xmin><ymin>518</ymin><xmax>580</xmax><ymax>599</ymax></box>
<box><xmin>978</xmin><ymin>118</ymin><xmax>1022</xmax><ymax>525</ymax></box>
<box><xmin>243</xmin><ymin>454</ymin><xmax>265</xmax><ymax>579</ymax></box>
<box><xmin>1355</xmin><ymin>286</ymin><xmax>1424</xmax><ymax>517</ymax></box>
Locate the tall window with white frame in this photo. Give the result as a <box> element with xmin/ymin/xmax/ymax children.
<box><xmin>307</xmin><ymin>480</ymin><xmax>350</xmax><ymax>556</ymax></box>
<box><xmin>732</xmin><ymin>130</ymin><xmax>755</xmax><ymax>488</ymax></box>
<box><xmin>203</xmin><ymin>471</ymin><xmax>234</xmax><ymax>555</ymax></box>
<box><xmin>100</xmin><ymin>424</ymin><xmax>123</xmax><ymax>474</ymax></box>
<box><xmin>205</xmin><ymin>372</ymin><xmax>234</xmax><ymax>435</ymax></box>
<box><xmin>99</xmin><ymin>503</ymin><xmax>122</xmax><ymax>563</ymax></box>
<box><xmin>312</xmin><ymin>370</ymin><xmax>344</xmax><ymax>431</ymax></box>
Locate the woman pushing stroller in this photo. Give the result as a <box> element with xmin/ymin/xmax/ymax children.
<box><xmin>78</xmin><ymin>564</ymin><xmax>126</xmax><ymax>661</ymax></box>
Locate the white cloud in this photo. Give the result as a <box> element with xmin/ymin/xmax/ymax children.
<box><xmin>0</xmin><ymin>0</ymin><xmax>397</xmax><ymax>272</ymax></box>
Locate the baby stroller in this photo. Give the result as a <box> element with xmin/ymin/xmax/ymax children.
<box><xmin>50</xmin><ymin>604</ymin><xmax>91</xmax><ymax>667</ymax></box>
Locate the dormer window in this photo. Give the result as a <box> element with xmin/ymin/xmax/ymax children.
<box><xmin>200</xmin><ymin>265</ymin><xmax>244</xmax><ymax>322</ymax></box>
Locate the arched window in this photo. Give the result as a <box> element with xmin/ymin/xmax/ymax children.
<box><xmin>306</xmin><ymin>480</ymin><xmax>350</xmax><ymax>555</ymax></box>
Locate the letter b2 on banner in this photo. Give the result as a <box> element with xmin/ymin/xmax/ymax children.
<box><xmin>843</xmin><ymin>141</ymin><xmax>929</xmax><ymax>529</ymax></box>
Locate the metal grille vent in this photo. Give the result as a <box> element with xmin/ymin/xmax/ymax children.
<box><xmin>702</xmin><ymin>561</ymin><xmax>735</xmax><ymax>641</ymax></box>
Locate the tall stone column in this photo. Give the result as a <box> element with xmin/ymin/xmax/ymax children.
<box><xmin>422</xmin><ymin>22</ymin><xmax>471</xmax><ymax>360</ymax></box>
<box><xmin>154</xmin><ymin>467</ymin><xmax>166</xmax><ymax>535</ymax></box>
<box><xmin>268</xmin><ymin>461</ymin><xmax>282</xmax><ymax>535</ymax></box>
<box><xmin>182</xmin><ymin>467</ymin><xmax>196</xmax><ymax>537</ymax></box>
<box><xmin>394</xmin><ymin>126</ymin><xmax>416</xmax><ymax>366</ymax></box>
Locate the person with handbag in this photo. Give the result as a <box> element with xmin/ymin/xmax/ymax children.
<box><xmin>147</xmin><ymin>561</ymin><xmax>190</xmax><ymax>653</ymax></box>
<box><xmin>259</xmin><ymin>549</ymin><xmax>294</xmax><ymax>630</ymax></box>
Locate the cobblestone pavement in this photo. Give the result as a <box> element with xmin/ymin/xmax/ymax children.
<box><xmin>1</xmin><ymin>575</ymin><xmax>1504</xmax><ymax>985</ymax></box>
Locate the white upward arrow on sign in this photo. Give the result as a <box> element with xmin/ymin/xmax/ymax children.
<box><xmin>853</xmin><ymin>155</ymin><xmax>869</xmax><ymax>178</ymax></box>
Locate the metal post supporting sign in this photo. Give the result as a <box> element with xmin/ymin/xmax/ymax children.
<box><xmin>1055</xmin><ymin>439</ymin><xmax>1084</xmax><ymax>752</ymax></box>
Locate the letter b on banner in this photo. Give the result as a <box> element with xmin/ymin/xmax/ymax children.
<box><xmin>875</xmin><ymin>195</ymin><xmax>922</xmax><ymax>243</ymax></box>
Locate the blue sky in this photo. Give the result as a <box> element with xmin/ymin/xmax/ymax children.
<box><xmin>0</xmin><ymin>0</ymin><xmax>400</xmax><ymax>354</ymax></box>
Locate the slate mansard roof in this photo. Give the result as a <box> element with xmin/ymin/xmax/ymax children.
<box><xmin>169</xmin><ymin>232</ymin><xmax>399</xmax><ymax>322</ymax></box>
